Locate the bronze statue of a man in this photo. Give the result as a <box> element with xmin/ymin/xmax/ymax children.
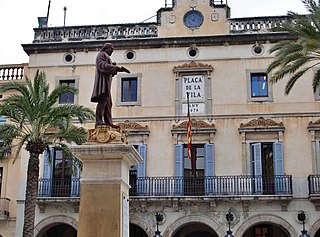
<box><xmin>91</xmin><ymin>43</ymin><xmax>130</xmax><ymax>128</ymax></box>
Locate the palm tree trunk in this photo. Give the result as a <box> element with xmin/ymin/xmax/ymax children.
<box><xmin>23</xmin><ymin>152</ymin><xmax>40</xmax><ymax>237</ymax></box>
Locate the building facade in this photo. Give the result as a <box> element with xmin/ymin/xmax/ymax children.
<box><xmin>0</xmin><ymin>0</ymin><xmax>320</xmax><ymax>236</ymax></box>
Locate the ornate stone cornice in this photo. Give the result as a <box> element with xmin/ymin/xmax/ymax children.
<box><xmin>116</xmin><ymin>120</ymin><xmax>149</xmax><ymax>130</ymax></box>
<box><xmin>240</xmin><ymin>117</ymin><xmax>283</xmax><ymax>128</ymax></box>
<box><xmin>172</xmin><ymin>119</ymin><xmax>215</xmax><ymax>130</ymax></box>
<box><xmin>173</xmin><ymin>61</ymin><xmax>213</xmax><ymax>72</ymax></box>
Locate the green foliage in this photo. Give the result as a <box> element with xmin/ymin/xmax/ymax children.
<box><xmin>267</xmin><ymin>0</ymin><xmax>320</xmax><ymax>94</ymax></box>
<box><xmin>0</xmin><ymin>70</ymin><xmax>95</xmax><ymax>160</ymax></box>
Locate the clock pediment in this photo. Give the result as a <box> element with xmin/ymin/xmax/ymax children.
<box><xmin>157</xmin><ymin>0</ymin><xmax>230</xmax><ymax>37</ymax></box>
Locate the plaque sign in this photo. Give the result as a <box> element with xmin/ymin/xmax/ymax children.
<box><xmin>182</xmin><ymin>75</ymin><xmax>205</xmax><ymax>114</ymax></box>
<box><xmin>182</xmin><ymin>102</ymin><xmax>205</xmax><ymax>114</ymax></box>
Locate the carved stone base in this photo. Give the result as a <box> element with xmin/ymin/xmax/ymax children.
<box><xmin>87</xmin><ymin>125</ymin><xmax>127</xmax><ymax>144</ymax></box>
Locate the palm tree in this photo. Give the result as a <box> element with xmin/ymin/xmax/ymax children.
<box><xmin>0</xmin><ymin>70</ymin><xmax>94</xmax><ymax>237</ymax></box>
<box><xmin>267</xmin><ymin>0</ymin><xmax>320</xmax><ymax>94</ymax></box>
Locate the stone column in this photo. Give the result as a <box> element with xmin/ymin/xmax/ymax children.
<box><xmin>71</xmin><ymin>144</ymin><xmax>142</xmax><ymax>237</ymax></box>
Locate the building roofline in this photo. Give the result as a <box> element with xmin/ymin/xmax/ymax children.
<box><xmin>22</xmin><ymin>32</ymin><xmax>296</xmax><ymax>55</ymax></box>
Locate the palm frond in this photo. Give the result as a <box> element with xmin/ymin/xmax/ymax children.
<box><xmin>268</xmin><ymin>0</ymin><xmax>320</xmax><ymax>95</ymax></box>
<box><xmin>0</xmin><ymin>70</ymin><xmax>94</xmax><ymax>157</ymax></box>
<box><xmin>285</xmin><ymin>68</ymin><xmax>310</xmax><ymax>94</ymax></box>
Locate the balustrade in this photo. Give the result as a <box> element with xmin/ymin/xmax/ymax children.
<box><xmin>33</xmin><ymin>24</ymin><xmax>158</xmax><ymax>43</ymax></box>
<box><xmin>229</xmin><ymin>16</ymin><xmax>294</xmax><ymax>33</ymax></box>
<box><xmin>30</xmin><ymin>15</ymin><xmax>299</xmax><ymax>43</ymax></box>
<box><xmin>0</xmin><ymin>65</ymin><xmax>24</xmax><ymax>81</ymax></box>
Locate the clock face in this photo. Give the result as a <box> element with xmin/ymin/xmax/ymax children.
<box><xmin>183</xmin><ymin>10</ymin><xmax>204</xmax><ymax>28</ymax></box>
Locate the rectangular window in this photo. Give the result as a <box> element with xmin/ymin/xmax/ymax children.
<box><xmin>53</xmin><ymin>148</ymin><xmax>72</xmax><ymax>179</ymax></box>
<box><xmin>251</xmin><ymin>73</ymin><xmax>268</xmax><ymax>97</ymax></box>
<box><xmin>183</xmin><ymin>144</ymin><xmax>205</xmax><ymax>195</ymax></box>
<box><xmin>59</xmin><ymin>80</ymin><xmax>75</xmax><ymax>104</ymax></box>
<box><xmin>183</xmin><ymin>144</ymin><xmax>204</xmax><ymax>177</ymax></box>
<box><xmin>254</xmin><ymin>225</ymin><xmax>271</xmax><ymax>237</ymax></box>
<box><xmin>52</xmin><ymin>148</ymin><xmax>72</xmax><ymax>197</ymax></box>
<box><xmin>121</xmin><ymin>78</ymin><xmax>137</xmax><ymax>102</ymax></box>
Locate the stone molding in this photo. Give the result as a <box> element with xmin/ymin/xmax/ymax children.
<box><xmin>240</xmin><ymin>117</ymin><xmax>283</xmax><ymax>128</ymax></box>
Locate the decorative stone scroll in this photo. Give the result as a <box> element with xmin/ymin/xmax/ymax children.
<box><xmin>238</xmin><ymin>117</ymin><xmax>285</xmax><ymax>142</ymax></box>
<box><xmin>172</xmin><ymin>119</ymin><xmax>215</xmax><ymax>130</ymax></box>
<box><xmin>87</xmin><ymin>125</ymin><xmax>127</xmax><ymax>144</ymax></box>
<box><xmin>116</xmin><ymin>120</ymin><xmax>149</xmax><ymax>130</ymax></box>
<box><xmin>172</xmin><ymin>119</ymin><xmax>216</xmax><ymax>143</ymax></box>
<box><xmin>240</xmin><ymin>117</ymin><xmax>283</xmax><ymax>128</ymax></box>
<box><xmin>173</xmin><ymin>61</ymin><xmax>213</xmax><ymax>73</ymax></box>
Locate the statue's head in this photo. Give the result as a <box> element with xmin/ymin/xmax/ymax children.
<box><xmin>101</xmin><ymin>43</ymin><xmax>114</xmax><ymax>56</ymax></box>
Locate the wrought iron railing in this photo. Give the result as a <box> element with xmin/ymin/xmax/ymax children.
<box><xmin>130</xmin><ymin>175</ymin><xmax>292</xmax><ymax>197</ymax></box>
<box><xmin>0</xmin><ymin>198</ymin><xmax>10</xmax><ymax>219</ymax></box>
<box><xmin>37</xmin><ymin>175</ymin><xmax>292</xmax><ymax>198</ymax></box>
<box><xmin>0</xmin><ymin>65</ymin><xmax>24</xmax><ymax>81</ymax></box>
<box><xmin>37</xmin><ymin>178</ymin><xmax>80</xmax><ymax>197</ymax></box>
<box><xmin>308</xmin><ymin>174</ymin><xmax>320</xmax><ymax>195</ymax></box>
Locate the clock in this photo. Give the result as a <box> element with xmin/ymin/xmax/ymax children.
<box><xmin>183</xmin><ymin>10</ymin><xmax>204</xmax><ymax>28</ymax></box>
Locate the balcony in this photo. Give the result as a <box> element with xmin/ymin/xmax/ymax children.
<box><xmin>37</xmin><ymin>175</ymin><xmax>292</xmax><ymax>199</ymax></box>
<box><xmin>129</xmin><ymin>175</ymin><xmax>292</xmax><ymax>198</ymax></box>
<box><xmin>38</xmin><ymin>178</ymin><xmax>80</xmax><ymax>197</ymax></box>
<box><xmin>37</xmin><ymin>178</ymin><xmax>80</xmax><ymax>213</ymax></box>
<box><xmin>308</xmin><ymin>175</ymin><xmax>320</xmax><ymax>196</ymax></box>
<box><xmin>0</xmin><ymin>198</ymin><xmax>10</xmax><ymax>220</ymax></box>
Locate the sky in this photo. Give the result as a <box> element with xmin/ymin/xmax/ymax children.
<box><xmin>0</xmin><ymin>0</ymin><xmax>309</xmax><ymax>65</ymax></box>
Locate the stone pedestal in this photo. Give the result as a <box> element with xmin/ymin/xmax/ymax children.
<box><xmin>70</xmin><ymin>144</ymin><xmax>142</xmax><ymax>237</ymax></box>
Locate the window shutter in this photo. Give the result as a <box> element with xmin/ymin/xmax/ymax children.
<box><xmin>174</xmin><ymin>144</ymin><xmax>184</xmax><ymax>177</ymax></box>
<box><xmin>40</xmin><ymin>148</ymin><xmax>53</xmax><ymax>197</ymax></box>
<box><xmin>174</xmin><ymin>144</ymin><xmax>184</xmax><ymax>195</ymax></box>
<box><xmin>251</xmin><ymin>143</ymin><xmax>263</xmax><ymax>194</ymax></box>
<box><xmin>273</xmin><ymin>142</ymin><xmax>284</xmax><ymax>175</ymax></box>
<box><xmin>0</xmin><ymin>116</ymin><xmax>6</xmax><ymax>146</ymax></box>
<box><xmin>0</xmin><ymin>116</ymin><xmax>6</xmax><ymax>124</ymax></box>
<box><xmin>136</xmin><ymin>144</ymin><xmax>147</xmax><ymax>196</ymax></box>
<box><xmin>43</xmin><ymin>148</ymin><xmax>53</xmax><ymax>179</ymax></box>
<box><xmin>137</xmin><ymin>144</ymin><xmax>147</xmax><ymax>178</ymax></box>
<box><xmin>273</xmin><ymin>141</ymin><xmax>285</xmax><ymax>194</ymax></box>
<box><xmin>70</xmin><ymin>162</ymin><xmax>80</xmax><ymax>197</ymax></box>
<box><xmin>204</xmin><ymin>144</ymin><xmax>214</xmax><ymax>195</ymax></box>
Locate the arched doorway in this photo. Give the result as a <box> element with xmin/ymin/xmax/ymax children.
<box><xmin>130</xmin><ymin>223</ymin><xmax>148</xmax><ymax>237</ymax></box>
<box><xmin>243</xmin><ymin>223</ymin><xmax>290</xmax><ymax>237</ymax></box>
<box><xmin>38</xmin><ymin>223</ymin><xmax>76</xmax><ymax>237</ymax></box>
<box><xmin>314</xmin><ymin>228</ymin><xmax>320</xmax><ymax>237</ymax></box>
<box><xmin>172</xmin><ymin>222</ymin><xmax>218</xmax><ymax>237</ymax></box>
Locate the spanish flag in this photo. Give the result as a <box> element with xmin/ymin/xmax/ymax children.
<box><xmin>187</xmin><ymin>92</ymin><xmax>191</xmax><ymax>159</ymax></box>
